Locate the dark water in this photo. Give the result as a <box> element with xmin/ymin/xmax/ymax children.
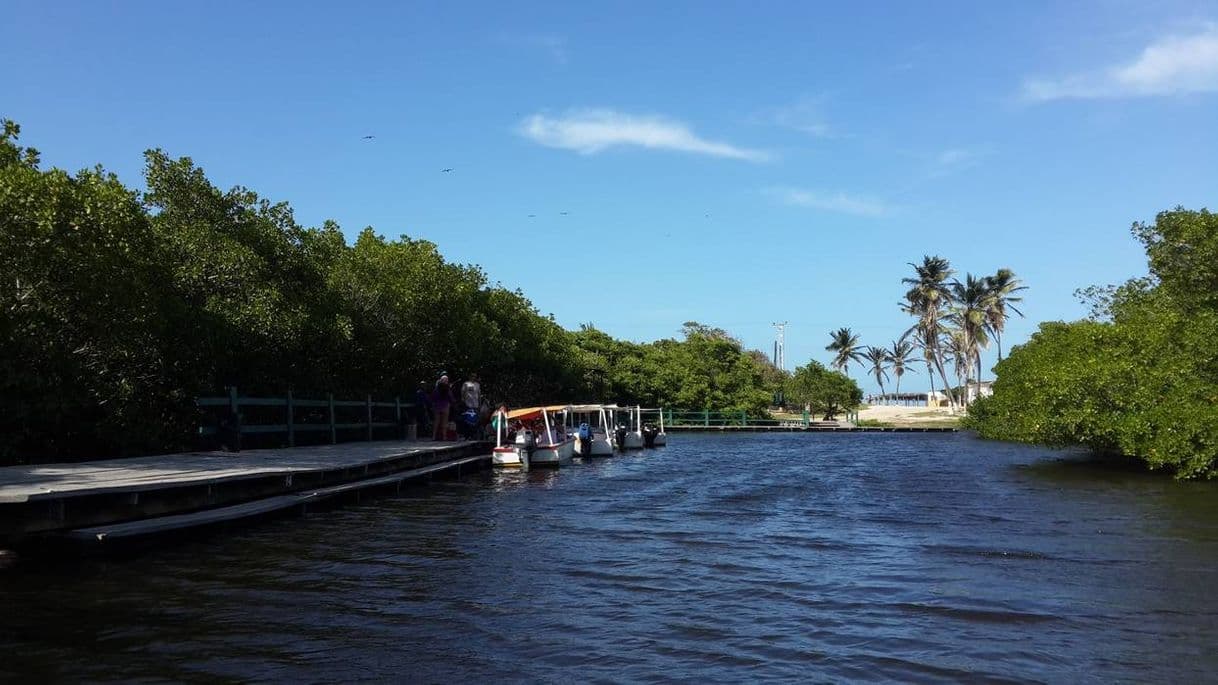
<box><xmin>4</xmin><ymin>433</ymin><xmax>1218</xmax><ymax>683</ymax></box>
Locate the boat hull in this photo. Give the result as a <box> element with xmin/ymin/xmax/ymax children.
<box><xmin>531</xmin><ymin>438</ymin><xmax>575</xmax><ymax>466</ymax></box>
<box><xmin>492</xmin><ymin>446</ymin><xmax>526</xmax><ymax>468</ymax></box>
<box><xmin>575</xmin><ymin>435</ymin><xmax>614</xmax><ymax>456</ymax></box>
<box><xmin>619</xmin><ymin>431</ymin><xmax>644</xmax><ymax>450</ymax></box>
<box><xmin>653</xmin><ymin>433</ymin><xmax>667</xmax><ymax>446</ymax></box>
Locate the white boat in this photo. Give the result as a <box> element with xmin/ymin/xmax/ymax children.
<box><xmin>640</xmin><ymin>407</ymin><xmax>668</xmax><ymax>447</ymax></box>
<box><xmin>607</xmin><ymin>405</ymin><xmax>644</xmax><ymax>450</ymax></box>
<box><xmin>490</xmin><ymin>405</ymin><xmax>574</xmax><ymax>468</ymax></box>
<box><xmin>567</xmin><ymin>404</ymin><xmax>615</xmax><ymax>457</ymax></box>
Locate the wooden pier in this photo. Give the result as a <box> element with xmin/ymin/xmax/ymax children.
<box><xmin>0</xmin><ymin>440</ymin><xmax>489</xmax><ymax>547</ymax></box>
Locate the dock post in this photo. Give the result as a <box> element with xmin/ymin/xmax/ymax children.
<box><xmin>395</xmin><ymin>396</ymin><xmax>403</xmax><ymax>440</ymax></box>
<box><xmin>741</xmin><ymin>410</ymin><xmax>747</xmax><ymax>427</ymax></box>
<box><xmin>287</xmin><ymin>389</ymin><xmax>295</xmax><ymax>447</ymax></box>
<box><xmin>221</xmin><ymin>386</ymin><xmax>242</xmax><ymax>452</ymax></box>
<box><xmin>328</xmin><ymin>393</ymin><xmax>337</xmax><ymax>444</ymax></box>
<box><xmin>704</xmin><ymin>409</ymin><xmax>709</xmax><ymax>427</ymax></box>
<box><xmin>802</xmin><ymin>408</ymin><xmax>809</xmax><ymax>428</ymax></box>
<box><xmin>366</xmin><ymin>394</ymin><xmax>373</xmax><ymax>441</ymax></box>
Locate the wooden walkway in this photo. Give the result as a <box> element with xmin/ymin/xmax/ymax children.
<box><xmin>0</xmin><ymin>440</ymin><xmax>488</xmax><ymax>543</ymax></box>
<box><xmin>0</xmin><ymin>440</ymin><xmax>478</xmax><ymax>504</ymax></box>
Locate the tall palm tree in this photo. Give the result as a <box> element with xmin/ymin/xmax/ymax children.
<box><xmin>825</xmin><ymin>327</ymin><xmax>863</xmax><ymax>373</ymax></box>
<box><xmin>946</xmin><ymin>327</ymin><xmax>969</xmax><ymax>401</ymax></box>
<box><xmin>984</xmin><ymin>268</ymin><xmax>1027</xmax><ymax>362</ymax></box>
<box><xmin>948</xmin><ymin>273</ymin><xmax>992</xmax><ymax>405</ymax></box>
<box><xmin>908</xmin><ymin>326</ymin><xmax>940</xmax><ymax>406</ymax></box>
<box><xmin>863</xmin><ymin>346</ymin><xmax>890</xmax><ymax>399</ymax></box>
<box><xmin>887</xmin><ymin>338</ymin><xmax>919</xmax><ymax>398</ymax></box>
<box><xmin>901</xmin><ymin>255</ymin><xmax>957</xmax><ymax>408</ymax></box>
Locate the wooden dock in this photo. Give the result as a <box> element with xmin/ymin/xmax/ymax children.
<box><xmin>0</xmin><ymin>440</ymin><xmax>489</xmax><ymax>546</ymax></box>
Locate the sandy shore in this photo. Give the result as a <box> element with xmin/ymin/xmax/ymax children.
<box><xmin>854</xmin><ymin>404</ymin><xmax>961</xmax><ymax>426</ymax></box>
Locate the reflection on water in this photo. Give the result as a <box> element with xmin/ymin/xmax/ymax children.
<box><xmin>3</xmin><ymin>433</ymin><xmax>1217</xmax><ymax>682</ymax></box>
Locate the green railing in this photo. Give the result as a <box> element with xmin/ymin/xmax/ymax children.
<box><xmin>663</xmin><ymin>409</ymin><xmax>857</xmax><ymax>428</ymax></box>
<box><xmin>663</xmin><ymin>409</ymin><xmax>800</xmax><ymax>428</ymax></box>
<box><xmin>197</xmin><ymin>386</ymin><xmax>415</xmax><ymax>450</ymax></box>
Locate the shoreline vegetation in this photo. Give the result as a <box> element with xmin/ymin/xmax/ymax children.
<box><xmin>1</xmin><ymin>120</ymin><xmax>859</xmax><ymax>466</ymax></box>
<box><xmin>965</xmin><ymin>208</ymin><xmax>1218</xmax><ymax>480</ymax></box>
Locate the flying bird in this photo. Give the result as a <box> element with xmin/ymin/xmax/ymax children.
<box><xmin>560</xmin><ymin>211</ymin><xmax>569</xmax><ymax>216</ymax></box>
<box><xmin>528</xmin><ymin>214</ymin><xmax>536</xmax><ymax>218</ymax></box>
<box><xmin>362</xmin><ymin>135</ymin><xmax>375</xmax><ymax>140</ymax></box>
<box><xmin>441</xmin><ymin>168</ymin><xmax>454</xmax><ymax>173</ymax></box>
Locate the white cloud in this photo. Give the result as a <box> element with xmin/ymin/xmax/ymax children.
<box><xmin>764</xmin><ymin>187</ymin><xmax>890</xmax><ymax>217</ymax></box>
<box><xmin>1023</xmin><ymin>25</ymin><xmax>1218</xmax><ymax>101</ymax></box>
<box><xmin>518</xmin><ymin>109</ymin><xmax>770</xmax><ymax>161</ymax></box>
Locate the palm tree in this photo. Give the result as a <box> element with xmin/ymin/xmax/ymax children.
<box><xmin>887</xmin><ymin>338</ymin><xmax>919</xmax><ymax>398</ymax></box>
<box><xmin>863</xmin><ymin>346</ymin><xmax>890</xmax><ymax>399</ymax></box>
<box><xmin>948</xmin><ymin>273</ymin><xmax>992</xmax><ymax>405</ymax></box>
<box><xmin>908</xmin><ymin>326</ymin><xmax>940</xmax><ymax>406</ymax></box>
<box><xmin>984</xmin><ymin>268</ymin><xmax>1026</xmax><ymax>362</ymax></box>
<box><xmin>901</xmin><ymin>256</ymin><xmax>957</xmax><ymax>408</ymax></box>
<box><xmin>825</xmin><ymin>327</ymin><xmax>863</xmax><ymax>373</ymax></box>
<box><xmin>946</xmin><ymin>327</ymin><xmax>969</xmax><ymax>401</ymax></box>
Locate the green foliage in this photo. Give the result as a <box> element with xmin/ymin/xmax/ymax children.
<box><xmin>571</xmin><ymin>322</ymin><xmax>781</xmax><ymax>415</ymax></box>
<box><xmin>0</xmin><ymin>119</ymin><xmax>784</xmax><ymax>464</ymax></box>
<box><xmin>966</xmin><ymin>208</ymin><xmax>1218</xmax><ymax>479</ymax></box>
<box><xmin>785</xmin><ymin>360</ymin><xmax>863</xmax><ymax>420</ymax></box>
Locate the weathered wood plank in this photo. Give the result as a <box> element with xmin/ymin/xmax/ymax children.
<box><xmin>0</xmin><ymin>440</ymin><xmax>479</xmax><ymax>504</ymax></box>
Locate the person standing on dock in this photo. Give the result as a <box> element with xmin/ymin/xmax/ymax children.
<box><xmin>414</xmin><ymin>381</ymin><xmax>432</xmax><ymax>438</ymax></box>
<box><xmin>461</xmin><ymin>373</ymin><xmax>481</xmax><ymax>413</ymax></box>
<box><xmin>432</xmin><ymin>375</ymin><xmax>455</xmax><ymax>441</ymax></box>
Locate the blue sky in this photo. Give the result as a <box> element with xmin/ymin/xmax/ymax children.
<box><xmin>5</xmin><ymin>1</ymin><xmax>1217</xmax><ymax>392</ymax></box>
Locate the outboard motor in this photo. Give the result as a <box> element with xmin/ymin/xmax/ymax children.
<box><xmin>614</xmin><ymin>424</ymin><xmax>628</xmax><ymax>451</ymax></box>
<box><xmin>515</xmin><ymin>429</ymin><xmax>536</xmax><ymax>457</ymax></box>
<box><xmin>642</xmin><ymin>423</ymin><xmax>659</xmax><ymax>448</ymax></box>
<box><xmin>578</xmin><ymin>422</ymin><xmax>593</xmax><ymax>456</ymax></box>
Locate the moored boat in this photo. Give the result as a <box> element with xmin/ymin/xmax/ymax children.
<box><xmin>640</xmin><ymin>407</ymin><xmax>668</xmax><ymax>447</ymax></box>
<box><xmin>567</xmin><ymin>404</ymin><xmax>615</xmax><ymax>457</ymax></box>
<box><xmin>608</xmin><ymin>405</ymin><xmax>644</xmax><ymax>450</ymax></box>
<box><xmin>495</xmin><ymin>405</ymin><xmax>573</xmax><ymax>467</ymax></box>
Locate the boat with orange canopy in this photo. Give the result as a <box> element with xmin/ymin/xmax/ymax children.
<box><xmin>490</xmin><ymin>405</ymin><xmax>574</xmax><ymax>468</ymax></box>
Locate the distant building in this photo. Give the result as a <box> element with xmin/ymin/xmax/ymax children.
<box><xmin>965</xmin><ymin>380</ymin><xmax>994</xmax><ymax>404</ymax></box>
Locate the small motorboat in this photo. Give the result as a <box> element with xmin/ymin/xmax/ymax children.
<box><xmin>608</xmin><ymin>405</ymin><xmax>644</xmax><ymax>450</ymax></box>
<box><xmin>567</xmin><ymin>404</ymin><xmax>614</xmax><ymax>457</ymax></box>
<box><xmin>490</xmin><ymin>405</ymin><xmax>573</xmax><ymax>468</ymax></box>
<box><xmin>640</xmin><ymin>407</ymin><xmax>668</xmax><ymax>447</ymax></box>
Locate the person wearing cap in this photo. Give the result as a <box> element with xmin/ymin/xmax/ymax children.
<box><xmin>432</xmin><ymin>374</ymin><xmax>455</xmax><ymax>440</ymax></box>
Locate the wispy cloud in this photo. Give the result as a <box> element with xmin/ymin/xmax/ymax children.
<box><xmin>764</xmin><ymin>187</ymin><xmax>890</xmax><ymax>217</ymax></box>
<box><xmin>1022</xmin><ymin>24</ymin><xmax>1218</xmax><ymax>101</ymax></box>
<box><xmin>928</xmin><ymin>146</ymin><xmax>990</xmax><ymax>177</ymax></box>
<box><xmin>518</xmin><ymin>109</ymin><xmax>771</xmax><ymax>162</ymax></box>
<box><xmin>763</xmin><ymin>97</ymin><xmax>835</xmax><ymax>138</ymax></box>
<box><xmin>498</xmin><ymin>33</ymin><xmax>568</xmax><ymax>65</ymax></box>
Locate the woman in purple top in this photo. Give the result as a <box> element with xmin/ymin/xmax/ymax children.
<box><xmin>432</xmin><ymin>375</ymin><xmax>454</xmax><ymax>440</ymax></box>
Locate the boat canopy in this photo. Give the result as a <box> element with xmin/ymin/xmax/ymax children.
<box><xmin>505</xmin><ymin>405</ymin><xmax>569</xmax><ymax>420</ymax></box>
<box><xmin>566</xmin><ymin>403</ymin><xmax>607</xmax><ymax>412</ymax></box>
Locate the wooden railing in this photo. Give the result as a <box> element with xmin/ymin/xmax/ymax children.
<box><xmin>197</xmin><ymin>387</ymin><xmax>415</xmax><ymax>450</ymax></box>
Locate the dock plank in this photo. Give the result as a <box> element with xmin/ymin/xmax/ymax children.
<box><xmin>0</xmin><ymin>440</ymin><xmax>478</xmax><ymax>504</ymax></box>
<box><xmin>62</xmin><ymin>453</ymin><xmax>489</xmax><ymax>542</ymax></box>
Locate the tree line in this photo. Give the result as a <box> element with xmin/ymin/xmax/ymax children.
<box><xmin>1</xmin><ymin>120</ymin><xmax>811</xmax><ymax>465</ymax></box>
<box><xmin>826</xmin><ymin>259</ymin><xmax>1026</xmax><ymax>408</ymax></box>
<box><xmin>965</xmin><ymin>208</ymin><xmax>1218</xmax><ymax>479</ymax></box>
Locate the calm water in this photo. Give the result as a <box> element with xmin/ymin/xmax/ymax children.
<box><xmin>3</xmin><ymin>432</ymin><xmax>1218</xmax><ymax>683</ymax></box>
